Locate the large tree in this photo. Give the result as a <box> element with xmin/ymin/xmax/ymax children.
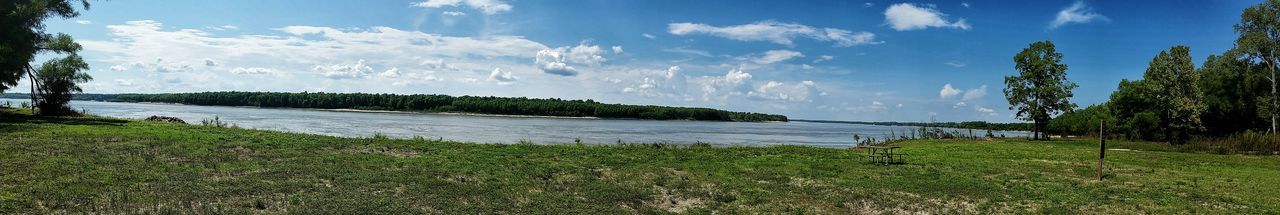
<box><xmin>1142</xmin><ymin>46</ymin><xmax>1205</xmax><ymax>144</ymax></box>
<box><xmin>1004</xmin><ymin>41</ymin><xmax>1078</xmax><ymax>140</ymax></box>
<box><xmin>1235</xmin><ymin>0</ymin><xmax>1280</xmax><ymax>133</ymax></box>
<box><xmin>1</xmin><ymin>0</ymin><xmax>92</xmax><ymax>115</ymax></box>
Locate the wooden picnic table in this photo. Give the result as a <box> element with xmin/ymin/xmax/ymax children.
<box><xmin>861</xmin><ymin>146</ymin><xmax>907</xmax><ymax>165</ymax></box>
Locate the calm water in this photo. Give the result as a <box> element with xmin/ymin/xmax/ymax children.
<box><xmin>3</xmin><ymin>99</ymin><xmax>1028</xmax><ymax>147</ymax></box>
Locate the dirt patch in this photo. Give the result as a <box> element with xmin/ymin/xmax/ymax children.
<box><xmin>647</xmin><ymin>185</ymin><xmax>705</xmax><ymax>213</ymax></box>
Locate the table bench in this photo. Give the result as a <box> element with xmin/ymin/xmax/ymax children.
<box><xmin>860</xmin><ymin>146</ymin><xmax>907</xmax><ymax>165</ymax></box>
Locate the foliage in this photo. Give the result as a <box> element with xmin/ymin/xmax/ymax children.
<box><xmin>0</xmin><ymin>0</ymin><xmax>90</xmax><ymax>93</ymax></box>
<box><xmin>32</xmin><ymin>41</ymin><xmax>91</xmax><ymax>116</ymax></box>
<box><xmin>1234</xmin><ymin>0</ymin><xmax>1280</xmax><ymax>132</ymax></box>
<box><xmin>1198</xmin><ymin>51</ymin><xmax>1270</xmax><ymax>135</ymax></box>
<box><xmin>793</xmin><ymin>119</ymin><xmax>1032</xmax><ymax>131</ymax></box>
<box><xmin>1004</xmin><ymin>40</ymin><xmax>1078</xmax><ymax>140</ymax></box>
<box><xmin>1046</xmin><ymin>104</ymin><xmax>1113</xmax><ymax>136</ymax></box>
<box><xmin>1142</xmin><ymin>46</ymin><xmax>1206</xmax><ymax>144</ymax></box>
<box><xmin>1184</xmin><ymin>130</ymin><xmax>1280</xmax><ymax>155</ymax></box>
<box><xmin>109</xmin><ymin>91</ymin><xmax>788</xmax><ymax>122</ymax></box>
<box><xmin>1</xmin><ymin>111</ymin><xmax>1277</xmax><ymax>213</ymax></box>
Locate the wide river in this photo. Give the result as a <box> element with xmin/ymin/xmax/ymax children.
<box><xmin>4</xmin><ymin>99</ymin><xmax>1028</xmax><ymax>147</ymax></box>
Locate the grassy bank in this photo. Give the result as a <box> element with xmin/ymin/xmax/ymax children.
<box><xmin>1</xmin><ymin>112</ymin><xmax>1278</xmax><ymax>213</ymax></box>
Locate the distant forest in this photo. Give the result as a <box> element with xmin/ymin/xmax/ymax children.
<box><xmin>791</xmin><ymin>119</ymin><xmax>1032</xmax><ymax>131</ymax></box>
<box><xmin>1</xmin><ymin>92</ymin><xmax>788</xmax><ymax>122</ymax></box>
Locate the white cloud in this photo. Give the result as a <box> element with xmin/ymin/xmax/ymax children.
<box><xmin>612</xmin><ymin>46</ymin><xmax>624</xmax><ymax>54</ymax></box>
<box><xmin>962</xmin><ymin>85</ymin><xmax>987</xmax><ymax>101</ymax></box>
<box><xmin>953</xmin><ymin>101</ymin><xmax>967</xmax><ymax>108</ymax></box>
<box><xmin>535</xmin><ymin>49</ymin><xmax>575</xmax><ymax>76</ymax></box>
<box><xmin>75</xmin><ymin>20</ymin><xmax>91</xmax><ymax>25</ymax></box>
<box><xmin>442</xmin><ymin>11</ymin><xmax>467</xmax><ymax>16</ymax></box>
<box><xmin>940</xmin><ymin>83</ymin><xmax>961</xmax><ymax>98</ymax></box>
<box><xmin>203</xmin><ymin>58</ymin><xmax>218</xmax><ymax>67</ymax></box>
<box><xmin>620</xmin><ymin>65</ymin><xmax>689</xmax><ymax>98</ymax></box>
<box><xmin>752</xmin><ymin>50</ymin><xmax>804</xmax><ymax>64</ymax></box>
<box><xmin>108</xmin><ymin>58</ymin><xmax>195</xmax><ymax>73</ymax></box>
<box><xmin>1049</xmin><ymin>1</ymin><xmax>1109</xmax><ymax>29</ymax></box>
<box><xmin>961</xmin><ymin>3</ymin><xmax>971</xmax><ymax>8</ymax></box>
<box><xmin>668</xmin><ymin>21</ymin><xmax>880</xmax><ymax>47</ymax></box>
<box><xmin>944</xmin><ymin>61</ymin><xmax>966</xmax><ymax>68</ymax></box>
<box><xmin>315</xmin><ymin>59</ymin><xmax>375</xmax><ymax>79</ymax></box>
<box><xmin>812</xmin><ymin>55</ymin><xmax>835</xmax><ymax>63</ymax></box>
<box><xmin>801</xmin><ymin>64</ymin><xmax>814</xmax><ymax>70</ymax></box>
<box><xmin>377</xmin><ymin>67</ymin><xmax>401</xmax><ymax>78</ymax></box>
<box><xmin>863</xmin><ymin>3</ymin><xmax>873</xmax><ymax>7</ymax></box>
<box><xmin>975</xmin><ymin>105</ymin><xmax>994</xmax><ymax>113</ymax></box>
<box><xmin>699</xmin><ymin>68</ymin><xmax>754</xmax><ymax>101</ymax></box>
<box><xmin>230</xmin><ymin>67</ymin><xmax>275</xmax><ymax>75</ymax></box>
<box><xmin>642</xmin><ymin>33</ymin><xmax>656</xmax><ymax>39</ymax></box>
<box><xmin>487</xmin><ymin>67</ymin><xmax>516</xmax><ymax>84</ymax></box>
<box><xmin>884</xmin><ymin>3</ymin><xmax>971</xmax><ymax>31</ymax></box>
<box><xmin>412</xmin><ymin>0</ymin><xmax>512</xmax><ymax>15</ymax></box>
<box><xmin>747</xmin><ymin>80</ymin><xmax>820</xmax><ymax>102</ymax></box>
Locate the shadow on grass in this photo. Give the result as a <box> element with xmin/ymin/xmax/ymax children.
<box><xmin>0</xmin><ymin>108</ymin><xmax>129</xmax><ymax>132</ymax></box>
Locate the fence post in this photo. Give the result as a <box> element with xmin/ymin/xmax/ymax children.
<box><xmin>1097</xmin><ymin>119</ymin><xmax>1105</xmax><ymax>181</ymax></box>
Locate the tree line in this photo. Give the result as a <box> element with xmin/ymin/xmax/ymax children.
<box><xmin>104</xmin><ymin>91</ymin><xmax>789</xmax><ymax>122</ymax></box>
<box><xmin>792</xmin><ymin>119</ymin><xmax>1031</xmax><ymax>131</ymax></box>
<box><xmin>1038</xmin><ymin>0</ymin><xmax>1280</xmax><ymax>144</ymax></box>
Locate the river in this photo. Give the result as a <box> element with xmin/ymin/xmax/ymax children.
<box><xmin>1</xmin><ymin>99</ymin><xmax>1028</xmax><ymax>147</ymax></box>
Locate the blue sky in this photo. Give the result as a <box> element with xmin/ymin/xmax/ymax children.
<box><xmin>29</xmin><ymin>0</ymin><xmax>1258</xmax><ymax>122</ymax></box>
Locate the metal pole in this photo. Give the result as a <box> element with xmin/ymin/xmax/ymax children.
<box><xmin>1097</xmin><ymin>119</ymin><xmax>1105</xmax><ymax>181</ymax></box>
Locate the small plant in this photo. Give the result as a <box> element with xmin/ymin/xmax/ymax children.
<box><xmin>19</xmin><ymin>101</ymin><xmax>29</xmax><ymax>109</ymax></box>
<box><xmin>200</xmin><ymin>116</ymin><xmax>230</xmax><ymax>128</ymax></box>
<box><xmin>372</xmin><ymin>132</ymin><xmax>389</xmax><ymax>140</ymax></box>
<box><xmin>690</xmin><ymin>141</ymin><xmax>713</xmax><ymax>148</ymax></box>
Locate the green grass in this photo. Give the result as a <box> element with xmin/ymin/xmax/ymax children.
<box><xmin>1</xmin><ymin>110</ymin><xmax>1278</xmax><ymax>213</ymax></box>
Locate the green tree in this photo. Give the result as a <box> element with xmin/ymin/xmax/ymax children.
<box><xmin>1</xmin><ymin>0</ymin><xmax>91</xmax><ymax>115</ymax></box>
<box><xmin>32</xmin><ymin>36</ymin><xmax>91</xmax><ymax>115</ymax></box>
<box><xmin>1004</xmin><ymin>41</ymin><xmax>1078</xmax><ymax>140</ymax></box>
<box><xmin>1142</xmin><ymin>46</ymin><xmax>1205</xmax><ymax>143</ymax></box>
<box><xmin>1199</xmin><ymin>50</ymin><xmax>1269</xmax><ymax>135</ymax></box>
<box><xmin>1235</xmin><ymin>0</ymin><xmax>1280</xmax><ymax>132</ymax></box>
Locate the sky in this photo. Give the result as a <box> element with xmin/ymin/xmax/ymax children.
<box><xmin>24</xmin><ymin>0</ymin><xmax>1260</xmax><ymax>122</ymax></box>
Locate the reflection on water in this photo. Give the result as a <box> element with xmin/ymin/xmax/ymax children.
<box><xmin>2</xmin><ymin>99</ymin><xmax>1028</xmax><ymax>147</ymax></box>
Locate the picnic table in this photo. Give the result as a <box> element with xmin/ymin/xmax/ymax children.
<box><xmin>861</xmin><ymin>146</ymin><xmax>907</xmax><ymax>165</ymax></box>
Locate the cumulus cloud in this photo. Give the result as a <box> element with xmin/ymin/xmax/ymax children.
<box><xmin>1049</xmin><ymin>1</ymin><xmax>1109</xmax><ymax>29</ymax></box>
<box><xmin>487</xmin><ymin>67</ymin><xmax>516</xmax><ymax>84</ymax></box>
<box><xmin>752</xmin><ymin>50</ymin><xmax>804</xmax><ymax>64</ymax></box>
<box><xmin>204</xmin><ymin>58</ymin><xmax>218</xmax><ymax>67</ymax></box>
<box><xmin>953</xmin><ymin>101</ymin><xmax>967</xmax><ymax>108</ymax></box>
<box><xmin>535</xmin><ymin>49</ymin><xmax>575</xmax><ymax>76</ymax></box>
<box><xmin>698</xmin><ymin>68</ymin><xmax>754</xmax><ymax>101</ymax></box>
<box><xmin>315</xmin><ymin>59</ymin><xmax>375</xmax><ymax>79</ymax></box>
<box><xmin>412</xmin><ymin>0</ymin><xmax>512</xmax><ymax>15</ymax></box>
<box><xmin>612</xmin><ymin>46</ymin><xmax>624</xmax><ymax>54</ymax></box>
<box><xmin>884</xmin><ymin>3</ymin><xmax>971</xmax><ymax>31</ymax></box>
<box><xmin>747</xmin><ymin>80</ymin><xmax>820</xmax><ymax>102</ymax></box>
<box><xmin>962</xmin><ymin>85</ymin><xmax>987</xmax><ymax>100</ymax></box>
<box><xmin>534</xmin><ymin>43</ymin><xmax>611</xmax><ymax>76</ymax></box>
<box><xmin>75</xmin><ymin>20</ymin><xmax>91</xmax><ymax>24</ymax></box>
<box><xmin>668</xmin><ymin>21</ymin><xmax>880</xmax><ymax>47</ymax></box>
<box><xmin>620</xmin><ymin>66</ymin><xmax>690</xmax><ymax>98</ymax></box>
<box><xmin>940</xmin><ymin>83</ymin><xmax>961</xmax><ymax>98</ymax></box>
<box><xmin>442</xmin><ymin>11</ymin><xmax>467</xmax><ymax>16</ymax></box>
<box><xmin>230</xmin><ymin>67</ymin><xmax>275</xmax><ymax>75</ymax></box>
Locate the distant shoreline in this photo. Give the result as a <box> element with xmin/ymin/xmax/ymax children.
<box><xmin>319</xmin><ymin>108</ymin><xmax>604</xmax><ymax>120</ymax></box>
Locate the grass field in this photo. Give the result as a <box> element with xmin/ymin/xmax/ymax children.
<box><xmin>1</xmin><ymin>110</ymin><xmax>1278</xmax><ymax>214</ymax></box>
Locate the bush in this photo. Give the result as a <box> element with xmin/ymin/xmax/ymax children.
<box><xmin>1184</xmin><ymin>131</ymin><xmax>1280</xmax><ymax>155</ymax></box>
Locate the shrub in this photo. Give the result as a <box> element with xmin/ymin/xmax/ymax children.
<box><xmin>1184</xmin><ymin>130</ymin><xmax>1280</xmax><ymax>155</ymax></box>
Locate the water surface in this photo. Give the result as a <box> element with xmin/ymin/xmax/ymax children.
<box><xmin>2</xmin><ymin>99</ymin><xmax>1027</xmax><ymax>147</ymax></box>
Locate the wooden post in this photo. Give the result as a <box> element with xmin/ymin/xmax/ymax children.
<box><xmin>1097</xmin><ymin>120</ymin><xmax>1105</xmax><ymax>181</ymax></box>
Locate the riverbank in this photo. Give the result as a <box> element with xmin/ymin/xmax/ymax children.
<box><xmin>1</xmin><ymin>111</ymin><xmax>1277</xmax><ymax>213</ymax></box>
